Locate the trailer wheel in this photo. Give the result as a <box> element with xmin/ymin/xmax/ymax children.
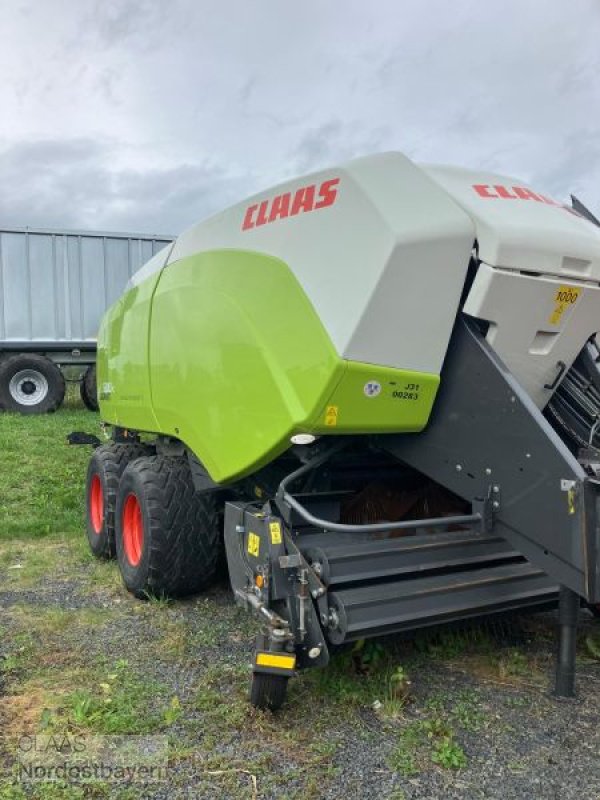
<box><xmin>115</xmin><ymin>455</ymin><xmax>221</xmax><ymax>599</ymax></box>
<box><xmin>250</xmin><ymin>673</ymin><xmax>289</xmax><ymax>711</ymax></box>
<box><xmin>0</xmin><ymin>353</ymin><xmax>65</xmax><ymax>414</ymax></box>
<box><xmin>86</xmin><ymin>443</ymin><xmax>150</xmax><ymax>558</ymax></box>
<box><xmin>80</xmin><ymin>364</ymin><xmax>99</xmax><ymax>411</ymax></box>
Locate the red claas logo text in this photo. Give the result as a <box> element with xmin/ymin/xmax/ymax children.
<box><xmin>471</xmin><ymin>183</ymin><xmax>583</xmax><ymax>218</ymax></box>
<box><xmin>472</xmin><ymin>184</ymin><xmax>561</xmax><ymax>203</ymax></box>
<box><xmin>242</xmin><ymin>178</ymin><xmax>340</xmax><ymax>231</ymax></box>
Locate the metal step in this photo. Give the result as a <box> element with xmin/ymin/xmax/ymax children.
<box><xmin>326</xmin><ymin>561</ymin><xmax>558</xmax><ymax>644</ymax></box>
<box><xmin>298</xmin><ymin>529</ymin><xmax>520</xmax><ymax>586</ymax></box>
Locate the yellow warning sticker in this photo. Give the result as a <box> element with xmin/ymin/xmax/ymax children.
<box><xmin>247</xmin><ymin>532</ymin><xmax>260</xmax><ymax>557</ymax></box>
<box><xmin>269</xmin><ymin>521</ymin><xmax>282</xmax><ymax>544</ymax></box>
<box><xmin>548</xmin><ymin>285</ymin><xmax>581</xmax><ymax>325</ymax></box>
<box><xmin>325</xmin><ymin>405</ymin><xmax>339</xmax><ymax>427</ymax></box>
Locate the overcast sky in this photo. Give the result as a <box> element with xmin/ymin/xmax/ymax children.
<box><xmin>1</xmin><ymin>0</ymin><xmax>599</xmax><ymax>235</ymax></box>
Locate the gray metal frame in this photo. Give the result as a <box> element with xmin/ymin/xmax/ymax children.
<box><xmin>382</xmin><ymin>316</ymin><xmax>600</xmax><ymax>604</ymax></box>
<box><xmin>0</xmin><ymin>341</ymin><xmax>96</xmax><ymax>352</ymax></box>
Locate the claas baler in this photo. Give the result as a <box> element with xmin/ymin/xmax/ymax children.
<box><xmin>85</xmin><ymin>152</ymin><xmax>600</xmax><ymax>710</ymax></box>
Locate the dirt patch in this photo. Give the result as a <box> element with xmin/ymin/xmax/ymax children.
<box><xmin>1</xmin><ymin>689</ymin><xmax>55</xmax><ymax>739</ymax></box>
<box><xmin>1</xmin><ymin>537</ymin><xmax>600</xmax><ymax>799</ymax></box>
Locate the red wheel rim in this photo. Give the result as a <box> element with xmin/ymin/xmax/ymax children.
<box><xmin>122</xmin><ymin>494</ymin><xmax>144</xmax><ymax>567</ymax></box>
<box><xmin>90</xmin><ymin>475</ymin><xmax>103</xmax><ymax>534</ymax></box>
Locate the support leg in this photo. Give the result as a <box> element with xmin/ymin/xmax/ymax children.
<box><xmin>554</xmin><ymin>586</ymin><xmax>579</xmax><ymax>698</ymax></box>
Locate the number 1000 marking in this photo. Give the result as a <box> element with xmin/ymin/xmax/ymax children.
<box><xmin>555</xmin><ymin>289</ymin><xmax>579</xmax><ymax>304</ymax></box>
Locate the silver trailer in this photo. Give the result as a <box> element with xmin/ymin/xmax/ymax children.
<box><xmin>0</xmin><ymin>227</ymin><xmax>173</xmax><ymax>413</ymax></box>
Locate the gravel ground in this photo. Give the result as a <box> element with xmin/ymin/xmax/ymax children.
<box><xmin>1</xmin><ymin>541</ymin><xmax>600</xmax><ymax>800</ymax></box>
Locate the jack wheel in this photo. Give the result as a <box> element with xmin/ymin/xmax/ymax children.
<box><xmin>249</xmin><ymin>673</ymin><xmax>288</xmax><ymax>712</ymax></box>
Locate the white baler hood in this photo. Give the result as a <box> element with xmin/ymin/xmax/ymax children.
<box><xmin>423</xmin><ymin>164</ymin><xmax>600</xmax><ymax>280</ymax></box>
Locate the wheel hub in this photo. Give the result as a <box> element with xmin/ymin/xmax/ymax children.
<box><xmin>122</xmin><ymin>494</ymin><xmax>144</xmax><ymax>567</ymax></box>
<box><xmin>90</xmin><ymin>475</ymin><xmax>104</xmax><ymax>534</ymax></box>
<box><xmin>8</xmin><ymin>369</ymin><xmax>49</xmax><ymax>406</ymax></box>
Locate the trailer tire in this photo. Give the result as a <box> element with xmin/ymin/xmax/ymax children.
<box><xmin>250</xmin><ymin>673</ymin><xmax>288</xmax><ymax>711</ymax></box>
<box><xmin>86</xmin><ymin>443</ymin><xmax>151</xmax><ymax>559</ymax></box>
<box><xmin>80</xmin><ymin>364</ymin><xmax>99</xmax><ymax>411</ymax></box>
<box><xmin>115</xmin><ymin>455</ymin><xmax>220</xmax><ymax>599</ymax></box>
<box><xmin>0</xmin><ymin>353</ymin><xmax>65</xmax><ymax>414</ymax></box>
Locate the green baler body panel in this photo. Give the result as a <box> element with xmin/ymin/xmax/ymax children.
<box><xmin>98</xmin><ymin>249</ymin><xmax>439</xmax><ymax>483</ymax></box>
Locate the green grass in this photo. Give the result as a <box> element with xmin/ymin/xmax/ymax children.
<box><xmin>0</xmin><ymin>778</ymin><xmax>131</xmax><ymax>799</ymax></box>
<box><xmin>389</xmin><ymin>714</ymin><xmax>468</xmax><ymax>775</ymax></box>
<box><xmin>431</xmin><ymin>735</ymin><xmax>467</xmax><ymax>769</ymax></box>
<box><xmin>64</xmin><ymin>658</ymin><xmax>168</xmax><ymax>735</ymax></box>
<box><xmin>386</xmin><ymin>684</ymin><xmax>485</xmax><ymax>775</ymax></box>
<box><xmin>0</xmin><ymin>392</ymin><xmax>99</xmax><ymax>538</ymax></box>
<box><xmin>0</xmin><ymin>783</ymin><xmax>87</xmax><ymax>800</ymax></box>
<box><xmin>2</xmin><ymin>396</ymin><xmax>594</xmax><ymax>797</ymax></box>
<box><xmin>302</xmin><ymin>640</ymin><xmax>411</xmax><ymax>717</ymax></box>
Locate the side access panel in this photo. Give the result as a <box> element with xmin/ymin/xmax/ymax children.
<box><xmin>382</xmin><ymin>316</ymin><xmax>600</xmax><ymax>603</ymax></box>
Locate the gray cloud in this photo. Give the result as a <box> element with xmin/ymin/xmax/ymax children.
<box><xmin>536</xmin><ymin>130</ymin><xmax>600</xmax><ymax>203</ymax></box>
<box><xmin>0</xmin><ymin>0</ymin><xmax>599</xmax><ymax>235</ymax></box>
<box><xmin>0</xmin><ymin>138</ymin><xmax>256</xmax><ymax>234</ymax></box>
<box><xmin>290</xmin><ymin>121</ymin><xmax>391</xmax><ymax>175</ymax></box>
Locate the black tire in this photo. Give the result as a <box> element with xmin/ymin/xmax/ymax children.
<box><xmin>80</xmin><ymin>364</ymin><xmax>99</xmax><ymax>411</ymax></box>
<box><xmin>86</xmin><ymin>443</ymin><xmax>151</xmax><ymax>559</ymax></box>
<box><xmin>0</xmin><ymin>353</ymin><xmax>65</xmax><ymax>414</ymax></box>
<box><xmin>115</xmin><ymin>455</ymin><xmax>221</xmax><ymax>599</ymax></box>
<box><xmin>250</xmin><ymin>673</ymin><xmax>289</xmax><ymax>711</ymax></box>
